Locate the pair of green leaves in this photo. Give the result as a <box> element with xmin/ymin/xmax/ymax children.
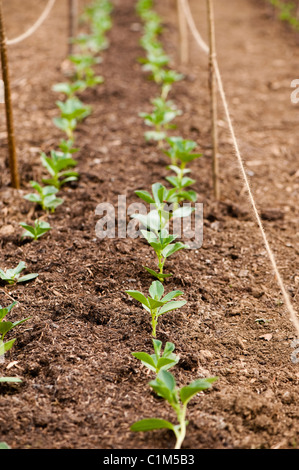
<box><xmin>0</xmin><ymin>262</ymin><xmax>38</xmax><ymax>285</ymax></box>
<box><xmin>20</xmin><ymin>219</ymin><xmax>51</xmax><ymax>241</ymax></box>
<box><xmin>24</xmin><ymin>181</ymin><xmax>64</xmax><ymax>213</ymax></box>
<box><xmin>132</xmin><ymin>338</ymin><xmax>179</xmax><ymax>374</ymax></box>
<box><xmin>164</xmin><ymin>136</ymin><xmax>202</xmax><ymax>167</ymax></box>
<box><xmin>126</xmin><ymin>280</ymin><xmax>186</xmax><ymax>337</ymax></box>
<box><xmin>139</xmin><ymin>97</ymin><xmax>182</xmax><ymax>143</ymax></box>
<box><xmin>41</xmin><ymin>150</ymin><xmax>78</xmax><ymax>189</ymax></box>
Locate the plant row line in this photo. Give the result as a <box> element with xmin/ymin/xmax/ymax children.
<box><xmin>123</xmin><ymin>0</ymin><xmax>218</xmax><ymax>450</ymax></box>
<box><xmin>0</xmin><ymin>0</ymin><xmax>113</xmax><ymax>383</ymax></box>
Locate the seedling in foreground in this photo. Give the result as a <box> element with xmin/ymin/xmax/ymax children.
<box><xmin>20</xmin><ymin>219</ymin><xmax>51</xmax><ymax>241</ymax></box>
<box><xmin>126</xmin><ymin>280</ymin><xmax>186</xmax><ymax>337</ymax></box>
<box><xmin>0</xmin><ymin>302</ymin><xmax>31</xmax><ymax>361</ymax></box>
<box><xmin>0</xmin><ymin>262</ymin><xmax>38</xmax><ymax>285</ymax></box>
<box><xmin>131</xmin><ymin>370</ymin><xmax>218</xmax><ymax>449</ymax></box>
<box><xmin>41</xmin><ymin>150</ymin><xmax>79</xmax><ymax>189</ymax></box>
<box><xmin>132</xmin><ymin>338</ymin><xmax>179</xmax><ymax>373</ymax></box>
<box><xmin>24</xmin><ymin>181</ymin><xmax>64</xmax><ymax>212</ymax></box>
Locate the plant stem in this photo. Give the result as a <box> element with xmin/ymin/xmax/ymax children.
<box><xmin>175</xmin><ymin>404</ymin><xmax>187</xmax><ymax>449</ymax></box>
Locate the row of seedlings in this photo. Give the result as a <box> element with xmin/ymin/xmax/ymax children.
<box><xmin>124</xmin><ymin>0</ymin><xmax>218</xmax><ymax>449</ymax></box>
<box><xmin>0</xmin><ymin>1</ymin><xmax>113</xmax><ymax>386</ymax></box>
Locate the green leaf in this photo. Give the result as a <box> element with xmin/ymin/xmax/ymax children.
<box><xmin>162</xmin><ymin>242</ymin><xmax>187</xmax><ymax>259</ymax></box>
<box><xmin>0</xmin><ymin>378</ymin><xmax>22</xmax><ymax>384</ymax></box>
<box><xmin>0</xmin><ymin>338</ymin><xmax>16</xmax><ymax>355</ymax></box>
<box><xmin>162</xmin><ymin>290</ymin><xmax>183</xmax><ymax>302</ymax></box>
<box><xmin>131</xmin><ymin>352</ymin><xmax>157</xmax><ymax>371</ymax></box>
<box><xmin>143</xmin><ymin>266</ymin><xmax>173</xmax><ymax>280</ymax></box>
<box><xmin>125</xmin><ymin>290</ymin><xmax>149</xmax><ymax>308</ymax></box>
<box><xmin>149</xmin><ymin>280</ymin><xmax>164</xmax><ymax>300</ymax></box>
<box><xmin>17</xmin><ymin>273</ymin><xmax>39</xmax><ymax>283</ymax></box>
<box><xmin>131</xmin><ymin>418</ymin><xmax>175</xmax><ymax>433</ymax></box>
<box><xmin>158</xmin><ymin>300</ymin><xmax>186</xmax><ymax>316</ymax></box>
<box><xmin>152</xmin><ymin>338</ymin><xmax>162</xmax><ymax>356</ymax></box>
<box><xmin>156</xmin><ymin>357</ymin><xmax>178</xmax><ymax>371</ymax></box>
<box><xmin>135</xmin><ymin>190</ymin><xmax>155</xmax><ymax>204</ymax></box>
<box><xmin>179</xmin><ymin>377</ymin><xmax>218</xmax><ymax>405</ymax></box>
<box><xmin>0</xmin><ymin>442</ymin><xmax>11</xmax><ymax>448</ymax></box>
<box><xmin>172</xmin><ymin>206</ymin><xmax>194</xmax><ymax>219</ymax></box>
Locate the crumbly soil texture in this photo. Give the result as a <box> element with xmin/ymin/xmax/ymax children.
<box><xmin>0</xmin><ymin>0</ymin><xmax>298</xmax><ymax>450</ymax></box>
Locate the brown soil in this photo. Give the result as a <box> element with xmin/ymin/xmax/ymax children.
<box><xmin>0</xmin><ymin>0</ymin><xmax>298</xmax><ymax>450</ymax></box>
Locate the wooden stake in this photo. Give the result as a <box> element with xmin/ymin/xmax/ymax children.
<box><xmin>207</xmin><ymin>0</ymin><xmax>219</xmax><ymax>200</ymax></box>
<box><xmin>0</xmin><ymin>0</ymin><xmax>20</xmax><ymax>189</ymax></box>
<box><xmin>177</xmin><ymin>0</ymin><xmax>189</xmax><ymax>65</ymax></box>
<box><xmin>68</xmin><ymin>0</ymin><xmax>78</xmax><ymax>55</ymax></box>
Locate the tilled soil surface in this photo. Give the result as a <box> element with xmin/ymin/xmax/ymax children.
<box><xmin>0</xmin><ymin>0</ymin><xmax>298</xmax><ymax>449</ymax></box>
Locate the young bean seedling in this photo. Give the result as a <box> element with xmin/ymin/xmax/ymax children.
<box><xmin>54</xmin><ymin>97</ymin><xmax>92</xmax><ymax>141</ymax></box>
<box><xmin>164</xmin><ymin>136</ymin><xmax>202</xmax><ymax>167</ymax></box>
<box><xmin>0</xmin><ymin>262</ymin><xmax>38</xmax><ymax>285</ymax></box>
<box><xmin>131</xmin><ymin>370</ymin><xmax>218</xmax><ymax>449</ymax></box>
<box><xmin>139</xmin><ymin>97</ymin><xmax>182</xmax><ymax>145</ymax></box>
<box><xmin>20</xmin><ymin>219</ymin><xmax>52</xmax><ymax>241</ymax></box>
<box><xmin>24</xmin><ymin>181</ymin><xmax>64</xmax><ymax>213</ymax></box>
<box><xmin>41</xmin><ymin>150</ymin><xmax>79</xmax><ymax>189</ymax></box>
<box><xmin>126</xmin><ymin>280</ymin><xmax>186</xmax><ymax>337</ymax></box>
<box><xmin>69</xmin><ymin>54</ymin><xmax>104</xmax><ymax>86</ymax></box>
<box><xmin>132</xmin><ymin>338</ymin><xmax>179</xmax><ymax>373</ymax></box>
<box><xmin>0</xmin><ymin>302</ymin><xmax>31</xmax><ymax>361</ymax></box>
<box><xmin>165</xmin><ymin>166</ymin><xmax>197</xmax><ymax>203</ymax></box>
<box><xmin>132</xmin><ymin>182</ymin><xmax>193</xmax><ymax>280</ymax></box>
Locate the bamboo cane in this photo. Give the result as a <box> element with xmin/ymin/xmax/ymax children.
<box><xmin>207</xmin><ymin>0</ymin><xmax>219</xmax><ymax>200</ymax></box>
<box><xmin>0</xmin><ymin>0</ymin><xmax>20</xmax><ymax>189</ymax></box>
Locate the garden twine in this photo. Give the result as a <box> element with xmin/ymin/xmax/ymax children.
<box><xmin>180</xmin><ymin>0</ymin><xmax>299</xmax><ymax>337</ymax></box>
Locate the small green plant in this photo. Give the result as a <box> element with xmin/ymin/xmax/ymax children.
<box><xmin>164</xmin><ymin>136</ymin><xmax>202</xmax><ymax>167</ymax></box>
<box><xmin>41</xmin><ymin>150</ymin><xmax>79</xmax><ymax>189</ymax></box>
<box><xmin>0</xmin><ymin>378</ymin><xmax>22</xmax><ymax>384</ymax></box>
<box><xmin>131</xmin><ymin>370</ymin><xmax>218</xmax><ymax>449</ymax></box>
<box><xmin>0</xmin><ymin>302</ymin><xmax>31</xmax><ymax>360</ymax></box>
<box><xmin>24</xmin><ymin>181</ymin><xmax>64</xmax><ymax>212</ymax></box>
<box><xmin>139</xmin><ymin>97</ymin><xmax>182</xmax><ymax>145</ymax></box>
<box><xmin>126</xmin><ymin>280</ymin><xmax>186</xmax><ymax>337</ymax></box>
<box><xmin>20</xmin><ymin>219</ymin><xmax>52</xmax><ymax>241</ymax></box>
<box><xmin>132</xmin><ymin>182</ymin><xmax>193</xmax><ymax>280</ymax></box>
<box><xmin>160</xmin><ymin>69</ymin><xmax>184</xmax><ymax>100</ymax></box>
<box><xmin>132</xmin><ymin>338</ymin><xmax>179</xmax><ymax>373</ymax></box>
<box><xmin>58</xmin><ymin>139</ymin><xmax>79</xmax><ymax>155</ymax></box>
<box><xmin>165</xmin><ymin>167</ymin><xmax>197</xmax><ymax>203</ymax></box>
<box><xmin>269</xmin><ymin>0</ymin><xmax>299</xmax><ymax>31</ymax></box>
<box><xmin>53</xmin><ymin>97</ymin><xmax>92</xmax><ymax>141</ymax></box>
<box><xmin>0</xmin><ymin>262</ymin><xmax>38</xmax><ymax>285</ymax></box>
<box><xmin>52</xmin><ymin>81</ymin><xmax>87</xmax><ymax>98</ymax></box>
<box><xmin>69</xmin><ymin>54</ymin><xmax>104</xmax><ymax>84</ymax></box>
